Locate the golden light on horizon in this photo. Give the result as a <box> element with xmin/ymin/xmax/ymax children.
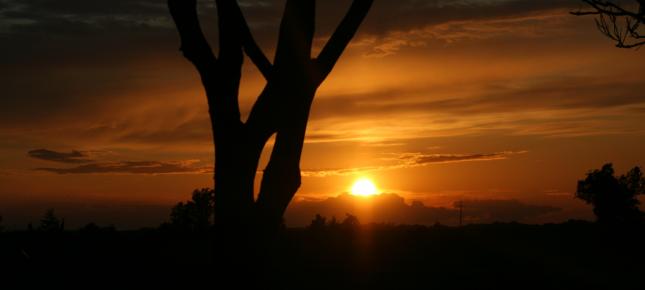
<box><xmin>350</xmin><ymin>178</ymin><xmax>379</xmax><ymax>197</ymax></box>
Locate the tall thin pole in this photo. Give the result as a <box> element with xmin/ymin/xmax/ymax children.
<box><xmin>458</xmin><ymin>200</ymin><xmax>463</xmax><ymax>227</ymax></box>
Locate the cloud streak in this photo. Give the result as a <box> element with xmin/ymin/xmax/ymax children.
<box><xmin>29</xmin><ymin>147</ymin><xmax>523</xmax><ymax>176</ymax></box>
<box><xmin>302</xmin><ymin>150</ymin><xmax>527</xmax><ymax>177</ymax></box>
<box><xmin>362</xmin><ymin>9</ymin><xmax>574</xmax><ymax>57</ymax></box>
<box><xmin>399</xmin><ymin>151</ymin><xmax>528</xmax><ymax>165</ymax></box>
<box><xmin>35</xmin><ymin>160</ymin><xmax>210</xmax><ymax>175</ymax></box>
<box><xmin>28</xmin><ymin>149</ymin><xmax>94</xmax><ymax>164</ymax></box>
<box><xmin>28</xmin><ymin>148</ymin><xmax>210</xmax><ymax>175</ymax></box>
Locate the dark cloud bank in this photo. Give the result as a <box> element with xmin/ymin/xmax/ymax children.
<box><xmin>28</xmin><ymin>148</ymin><xmax>94</xmax><ymax>164</ymax></box>
<box><xmin>285</xmin><ymin>193</ymin><xmax>561</xmax><ymax>227</ymax></box>
<box><xmin>28</xmin><ymin>148</ymin><xmax>209</xmax><ymax>174</ymax></box>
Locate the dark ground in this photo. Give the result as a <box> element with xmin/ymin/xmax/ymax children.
<box><xmin>1</xmin><ymin>221</ymin><xmax>644</xmax><ymax>289</ymax></box>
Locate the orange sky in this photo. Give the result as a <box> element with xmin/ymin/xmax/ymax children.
<box><xmin>0</xmin><ymin>0</ymin><xmax>644</xmax><ymax>228</ymax></box>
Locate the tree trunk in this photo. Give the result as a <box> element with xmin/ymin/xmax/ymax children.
<box><xmin>168</xmin><ymin>0</ymin><xmax>373</xmax><ymax>284</ymax></box>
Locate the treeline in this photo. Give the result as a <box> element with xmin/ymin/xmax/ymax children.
<box><xmin>1</xmin><ymin>163</ymin><xmax>642</xmax><ymax>233</ymax></box>
<box><xmin>0</xmin><ymin>208</ymin><xmax>115</xmax><ymax>233</ymax></box>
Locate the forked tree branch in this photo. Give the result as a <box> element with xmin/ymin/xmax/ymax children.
<box><xmin>253</xmin><ymin>0</ymin><xmax>374</xmax><ymax>226</ymax></box>
<box><xmin>571</xmin><ymin>0</ymin><xmax>644</xmax><ymax>48</ymax></box>
<box><xmin>168</xmin><ymin>0</ymin><xmax>217</xmax><ymax>75</ymax></box>
<box><xmin>216</xmin><ymin>0</ymin><xmax>244</xmax><ymax>71</ymax></box>
<box><xmin>169</xmin><ymin>0</ymin><xmax>373</xmax><ymax>228</ymax></box>
<box><xmin>316</xmin><ymin>0</ymin><xmax>374</xmax><ymax>82</ymax></box>
<box><xmin>572</xmin><ymin>0</ymin><xmax>645</xmax><ymax>19</ymax></box>
<box><xmin>222</xmin><ymin>0</ymin><xmax>273</xmax><ymax>79</ymax></box>
<box><xmin>274</xmin><ymin>0</ymin><xmax>316</xmax><ymax>68</ymax></box>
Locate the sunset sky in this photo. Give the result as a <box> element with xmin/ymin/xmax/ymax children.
<box><xmin>1</xmin><ymin>0</ymin><xmax>644</xmax><ymax>229</ymax></box>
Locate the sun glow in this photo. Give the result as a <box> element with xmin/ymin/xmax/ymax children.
<box><xmin>351</xmin><ymin>178</ymin><xmax>379</xmax><ymax>197</ymax></box>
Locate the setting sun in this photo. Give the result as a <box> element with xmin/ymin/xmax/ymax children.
<box><xmin>351</xmin><ymin>178</ymin><xmax>379</xmax><ymax>197</ymax></box>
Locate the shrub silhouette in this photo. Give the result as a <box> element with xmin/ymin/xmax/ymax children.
<box><xmin>39</xmin><ymin>208</ymin><xmax>64</xmax><ymax>232</ymax></box>
<box><xmin>309</xmin><ymin>214</ymin><xmax>327</xmax><ymax>231</ymax></box>
<box><xmin>80</xmin><ymin>222</ymin><xmax>116</xmax><ymax>233</ymax></box>
<box><xmin>576</xmin><ymin>163</ymin><xmax>645</xmax><ymax>224</ymax></box>
<box><xmin>307</xmin><ymin>213</ymin><xmax>360</xmax><ymax>231</ymax></box>
<box><xmin>169</xmin><ymin>188</ymin><xmax>215</xmax><ymax>231</ymax></box>
<box><xmin>341</xmin><ymin>213</ymin><xmax>360</xmax><ymax>230</ymax></box>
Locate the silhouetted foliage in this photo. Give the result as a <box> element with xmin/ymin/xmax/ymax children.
<box><xmin>81</xmin><ymin>222</ymin><xmax>99</xmax><ymax>232</ymax></box>
<box><xmin>0</xmin><ymin>214</ymin><xmax>4</xmax><ymax>232</ymax></box>
<box><xmin>307</xmin><ymin>213</ymin><xmax>360</xmax><ymax>231</ymax></box>
<box><xmin>576</xmin><ymin>163</ymin><xmax>645</xmax><ymax>224</ymax></box>
<box><xmin>572</xmin><ymin>0</ymin><xmax>645</xmax><ymax>48</ymax></box>
<box><xmin>341</xmin><ymin>213</ymin><xmax>360</xmax><ymax>229</ymax></box>
<box><xmin>79</xmin><ymin>222</ymin><xmax>116</xmax><ymax>233</ymax></box>
<box><xmin>169</xmin><ymin>188</ymin><xmax>215</xmax><ymax>231</ymax></box>
<box><xmin>308</xmin><ymin>214</ymin><xmax>327</xmax><ymax>230</ymax></box>
<box><xmin>39</xmin><ymin>209</ymin><xmax>64</xmax><ymax>232</ymax></box>
<box><xmin>328</xmin><ymin>216</ymin><xmax>339</xmax><ymax>229</ymax></box>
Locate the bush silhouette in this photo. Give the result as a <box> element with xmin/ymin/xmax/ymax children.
<box><xmin>341</xmin><ymin>214</ymin><xmax>360</xmax><ymax>230</ymax></box>
<box><xmin>169</xmin><ymin>188</ymin><xmax>215</xmax><ymax>231</ymax></box>
<box><xmin>309</xmin><ymin>214</ymin><xmax>327</xmax><ymax>231</ymax></box>
<box><xmin>307</xmin><ymin>213</ymin><xmax>360</xmax><ymax>231</ymax></box>
<box><xmin>39</xmin><ymin>208</ymin><xmax>64</xmax><ymax>232</ymax></box>
<box><xmin>80</xmin><ymin>222</ymin><xmax>116</xmax><ymax>233</ymax></box>
<box><xmin>576</xmin><ymin>163</ymin><xmax>644</xmax><ymax>224</ymax></box>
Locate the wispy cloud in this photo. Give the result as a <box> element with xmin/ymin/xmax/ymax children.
<box><xmin>28</xmin><ymin>148</ymin><xmax>210</xmax><ymax>175</ymax></box>
<box><xmin>28</xmin><ymin>149</ymin><xmax>94</xmax><ymax>164</ymax></box>
<box><xmin>362</xmin><ymin>10</ymin><xmax>573</xmax><ymax>57</ymax></box>
<box><xmin>27</xmin><ymin>148</ymin><xmax>520</xmax><ymax>177</ymax></box>
<box><xmin>398</xmin><ymin>151</ymin><xmax>528</xmax><ymax>165</ymax></box>
<box><xmin>302</xmin><ymin>150</ymin><xmax>527</xmax><ymax>177</ymax></box>
<box><xmin>35</xmin><ymin>160</ymin><xmax>210</xmax><ymax>175</ymax></box>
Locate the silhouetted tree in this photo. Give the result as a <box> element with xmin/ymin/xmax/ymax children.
<box><xmin>168</xmin><ymin>0</ymin><xmax>373</xmax><ymax>231</ymax></box>
<box><xmin>328</xmin><ymin>216</ymin><xmax>339</xmax><ymax>230</ymax></box>
<box><xmin>39</xmin><ymin>209</ymin><xmax>64</xmax><ymax>232</ymax></box>
<box><xmin>576</xmin><ymin>163</ymin><xmax>645</xmax><ymax>224</ymax></box>
<box><xmin>0</xmin><ymin>215</ymin><xmax>4</xmax><ymax>232</ymax></box>
<box><xmin>341</xmin><ymin>213</ymin><xmax>360</xmax><ymax>229</ymax></box>
<box><xmin>309</xmin><ymin>214</ymin><xmax>327</xmax><ymax>231</ymax></box>
<box><xmin>80</xmin><ymin>222</ymin><xmax>100</xmax><ymax>233</ymax></box>
<box><xmin>169</xmin><ymin>188</ymin><xmax>215</xmax><ymax>231</ymax></box>
<box><xmin>80</xmin><ymin>222</ymin><xmax>116</xmax><ymax>233</ymax></box>
<box><xmin>572</xmin><ymin>0</ymin><xmax>645</xmax><ymax>48</ymax></box>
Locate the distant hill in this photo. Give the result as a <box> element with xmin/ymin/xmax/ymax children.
<box><xmin>285</xmin><ymin>193</ymin><xmax>561</xmax><ymax>227</ymax></box>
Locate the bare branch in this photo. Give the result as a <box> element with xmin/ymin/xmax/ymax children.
<box><xmin>572</xmin><ymin>0</ymin><xmax>644</xmax><ymax>48</ymax></box>
<box><xmin>216</xmin><ymin>0</ymin><xmax>244</xmax><ymax>71</ymax></box>
<box><xmin>168</xmin><ymin>0</ymin><xmax>217</xmax><ymax>74</ymax></box>
<box><xmin>274</xmin><ymin>0</ymin><xmax>316</xmax><ymax>67</ymax></box>
<box><xmin>571</xmin><ymin>11</ymin><xmax>602</xmax><ymax>16</ymax></box>
<box><xmin>315</xmin><ymin>0</ymin><xmax>374</xmax><ymax>82</ymax></box>
<box><xmin>220</xmin><ymin>0</ymin><xmax>273</xmax><ymax>80</ymax></box>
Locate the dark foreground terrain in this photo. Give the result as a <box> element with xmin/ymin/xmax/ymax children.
<box><xmin>2</xmin><ymin>221</ymin><xmax>644</xmax><ymax>289</ymax></box>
